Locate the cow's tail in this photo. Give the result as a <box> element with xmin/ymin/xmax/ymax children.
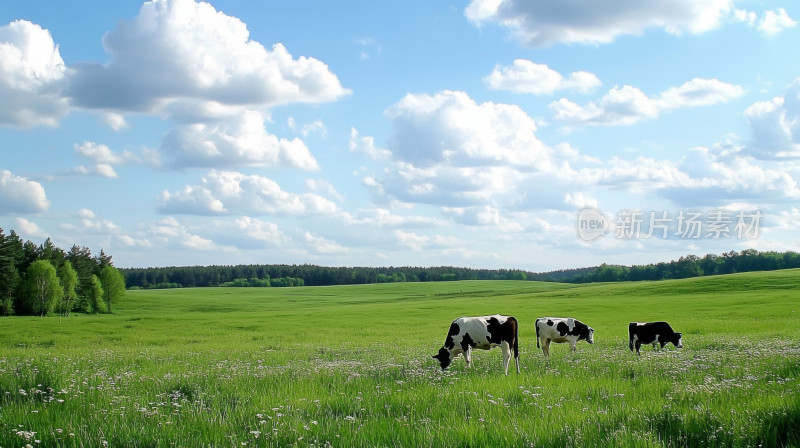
<box><xmin>535</xmin><ymin>319</ymin><xmax>540</xmax><ymax>348</ymax></box>
<box><xmin>512</xmin><ymin>316</ymin><xmax>519</xmax><ymax>360</ymax></box>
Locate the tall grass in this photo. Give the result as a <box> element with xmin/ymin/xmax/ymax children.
<box><xmin>1</xmin><ymin>271</ymin><xmax>798</xmax><ymax>446</ymax></box>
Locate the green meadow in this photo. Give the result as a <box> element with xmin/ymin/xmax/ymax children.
<box><xmin>1</xmin><ymin>270</ymin><xmax>799</xmax><ymax>447</ymax></box>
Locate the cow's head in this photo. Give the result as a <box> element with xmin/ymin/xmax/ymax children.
<box><xmin>432</xmin><ymin>347</ymin><xmax>452</xmax><ymax>370</ymax></box>
<box><xmin>674</xmin><ymin>333</ymin><xmax>683</xmax><ymax>348</ymax></box>
<box><xmin>586</xmin><ymin>326</ymin><xmax>595</xmax><ymax>344</ymax></box>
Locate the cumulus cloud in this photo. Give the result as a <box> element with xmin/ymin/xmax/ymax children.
<box><xmin>157</xmin><ymin>169</ymin><xmax>336</xmax><ymax>216</ymax></box>
<box><xmin>551</xmin><ymin>78</ymin><xmax>743</xmax><ymax>126</ymax></box>
<box><xmin>0</xmin><ymin>170</ymin><xmax>49</xmax><ymax>214</ymax></box>
<box><xmin>69</xmin><ymin>141</ymin><xmax>161</xmax><ymax>178</ymax></box>
<box><xmin>485</xmin><ymin>60</ymin><xmax>601</xmax><ymax>95</ymax></box>
<box><xmin>12</xmin><ymin>217</ymin><xmax>47</xmax><ymax>238</ymax></box>
<box><xmin>148</xmin><ymin>216</ymin><xmax>228</xmax><ymax>251</ymax></box>
<box><xmin>661</xmin><ymin>147</ymin><xmax>800</xmax><ymax>206</ymax></box>
<box><xmin>744</xmin><ymin>78</ymin><xmax>800</xmax><ymax>159</ymax></box>
<box><xmin>370</xmin><ymin>88</ymin><xmax>798</xmax><ymax>231</ymax></box>
<box><xmin>395</xmin><ymin>230</ymin><xmax>459</xmax><ymax>252</ymax></box>
<box><xmin>349</xmin><ymin>127</ymin><xmax>391</xmax><ymax>160</ymax></box>
<box><xmin>384</xmin><ymin>90</ymin><xmax>550</xmax><ymax>168</ymax></box>
<box><xmin>756</xmin><ymin>8</ymin><xmax>797</xmax><ymax>36</ymax></box>
<box><xmin>161</xmin><ymin>110</ymin><xmax>319</xmax><ymax>170</ymax></box>
<box><xmin>465</xmin><ymin>0</ymin><xmax>734</xmax><ymax>47</ymax></box>
<box><xmin>343</xmin><ymin>207</ymin><xmax>446</xmax><ymax>228</ymax></box>
<box><xmin>209</xmin><ymin>216</ymin><xmax>288</xmax><ymax>249</ymax></box>
<box><xmin>0</xmin><ymin>20</ymin><xmax>69</xmax><ymax>127</ymax></box>
<box><xmin>66</xmin><ymin>0</ymin><xmax>349</xmax><ymax>118</ymax></box>
<box><xmin>304</xmin><ymin>232</ymin><xmax>349</xmax><ymax>255</ymax></box>
<box><xmin>60</xmin><ymin>208</ymin><xmax>121</xmax><ymax>234</ymax></box>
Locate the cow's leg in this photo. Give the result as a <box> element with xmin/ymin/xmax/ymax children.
<box><xmin>464</xmin><ymin>346</ymin><xmax>472</xmax><ymax>368</ymax></box>
<box><xmin>501</xmin><ymin>341</ymin><xmax>511</xmax><ymax>375</ymax></box>
<box><xmin>570</xmin><ymin>339</ymin><xmax>577</xmax><ymax>354</ymax></box>
<box><xmin>542</xmin><ymin>339</ymin><xmax>551</xmax><ymax>357</ymax></box>
<box><xmin>635</xmin><ymin>340</ymin><xmax>642</xmax><ymax>355</ymax></box>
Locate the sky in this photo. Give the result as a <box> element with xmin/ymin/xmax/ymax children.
<box><xmin>1</xmin><ymin>0</ymin><xmax>799</xmax><ymax>271</ymax></box>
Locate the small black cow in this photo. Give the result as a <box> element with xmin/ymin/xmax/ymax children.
<box><xmin>628</xmin><ymin>321</ymin><xmax>683</xmax><ymax>354</ymax></box>
<box><xmin>432</xmin><ymin>315</ymin><xmax>520</xmax><ymax>375</ymax></box>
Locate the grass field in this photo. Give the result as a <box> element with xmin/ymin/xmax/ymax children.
<box><xmin>1</xmin><ymin>270</ymin><xmax>799</xmax><ymax>447</ymax></box>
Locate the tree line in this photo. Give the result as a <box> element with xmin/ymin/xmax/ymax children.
<box><xmin>0</xmin><ymin>229</ymin><xmax>126</xmax><ymax>317</ymax></box>
<box><xmin>122</xmin><ymin>249</ymin><xmax>800</xmax><ymax>289</ymax></box>
<box><xmin>122</xmin><ymin>264</ymin><xmax>531</xmax><ymax>289</ymax></box>
<box><xmin>542</xmin><ymin>249</ymin><xmax>800</xmax><ymax>283</ymax></box>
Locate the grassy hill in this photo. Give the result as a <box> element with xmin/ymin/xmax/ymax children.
<box><xmin>1</xmin><ymin>270</ymin><xmax>798</xmax><ymax>446</ymax></box>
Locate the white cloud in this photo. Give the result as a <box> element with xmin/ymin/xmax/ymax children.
<box><xmin>442</xmin><ymin>205</ymin><xmax>526</xmax><ymax>232</ymax></box>
<box><xmin>306</xmin><ymin>179</ymin><xmax>345</xmax><ymax>202</ymax></box>
<box><xmin>384</xmin><ymin>90</ymin><xmax>550</xmax><ymax>168</ymax></box>
<box><xmin>551</xmin><ymin>78</ymin><xmax>743</xmax><ymax>126</ymax></box>
<box><xmin>659</xmin><ymin>78</ymin><xmax>745</xmax><ymax>108</ymax></box>
<box><xmin>564</xmin><ymin>192</ymin><xmax>598</xmax><ymax>209</ymax></box>
<box><xmin>12</xmin><ymin>217</ymin><xmax>47</xmax><ymax>239</ymax></box>
<box><xmin>395</xmin><ymin>230</ymin><xmax>459</xmax><ymax>252</ymax></box>
<box><xmin>102</xmin><ymin>112</ymin><xmax>128</xmax><ymax>130</ymax></box>
<box><xmin>485</xmin><ymin>60</ymin><xmax>601</xmax><ymax>95</ymax></box>
<box><xmin>465</xmin><ymin>0</ymin><xmax>734</xmax><ymax>47</ymax></box>
<box><xmin>684</xmin><ymin>147</ymin><xmax>799</xmax><ymax>197</ymax></box>
<box><xmin>304</xmin><ymin>232</ymin><xmax>348</xmax><ymax>254</ymax></box>
<box><xmin>157</xmin><ymin>185</ymin><xmax>226</xmax><ymax>215</ymax></box>
<box><xmin>301</xmin><ymin>119</ymin><xmax>327</xmax><ymax>137</ymax></box>
<box><xmin>355</xmin><ymin>37</ymin><xmax>381</xmax><ymax>60</ymax></box>
<box><xmin>147</xmin><ymin>216</ymin><xmax>231</xmax><ymax>252</ymax></box>
<box><xmin>343</xmin><ymin>207</ymin><xmax>446</xmax><ymax>228</ymax></box>
<box><xmin>66</xmin><ymin>0</ymin><xmax>349</xmax><ymax>118</ymax></box>
<box><xmin>63</xmin><ymin>208</ymin><xmax>121</xmax><ymax>234</ymax></box>
<box><xmin>757</xmin><ymin>8</ymin><xmax>797</xmax><ymax>36</ymax></box>
<box><xmin>0</xmin><ymin>170</ymin><xmax>49</xmax><ymax>214</ymax></box>
<box><xmin>71</xmin><ymin>164</ymin><xmax>118</xmax><ymax>179</ymax></box>
<box><xmin>75</xmin><ymin>141</ymin><xmax>125</xmax><ymax>165</ymax></box>
<box><xmin>208</xmin><ymin>216</ymin><xmax>287</xmax><ymax>249</ymax></box>
<box><xmin>560</xmin><ymin>146</ymin><xmax>799</xmax><ymax>208</ymax></box>
<box><xmin>71</xmin><ymin>141</ymin><xmax>156</xmax><ymax>178</ymax></box>
<box><xmin>349</xmin><ymin>127</ymin><xmax>391</xmax><ymax>160</ymax></box>
<box><xmin>161</xmin><ymin>110</ymin><xmax>319</xmax><ymax>170</ymax></box>
<box><xmin>0</xmin><ymin>20</ymin><xmax>68</xmax><ymax>127</ymax></box>
<box><xmin>157</xmin><ymin>169</ymin><xmax>337</xmax><ymax>216</ymax></box>
<box><xmin>744</xmin><ymin>78</ymin><xmax>800</xmax><ymax>159</ymax></box>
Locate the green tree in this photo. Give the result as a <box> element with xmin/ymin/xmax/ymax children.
<box><xmin>21</xmin><ymin>260</ymin><xmax>62</xmax><ymax>316</ymax></box>
<box><xmin>89</xmin><ymin>275</ymin><xmax>106</xmax><ymax>314</ymax></box>
<box><xmin>99</xmin><ymin>265</ymin><xmax>125</xmax><ymax>313</ymax></box>
<box><xmin>58</xmin><ymin>261</ymin><xmax>78</xmax><ymax>316</ymax></box>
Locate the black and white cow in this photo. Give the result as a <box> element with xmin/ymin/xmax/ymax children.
<box><xmin>432</xmin><ymin>315</ymin><xmax>520</xmax><ymax>375</ymax></box>
<box><xmin>628</xmin><ymin>321</ymin><xmax>683</xmax><ymax>354</ymax></box>
<box><xmin>534</xmin><ymin>317</ymin><xmax>594</xmax><ymax>356</ymax></box>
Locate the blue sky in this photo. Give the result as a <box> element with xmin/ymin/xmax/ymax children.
<box><xmin>1</xmin><ymin>0</ymin><xmax>799</xmax><ymax>270</ymax></box>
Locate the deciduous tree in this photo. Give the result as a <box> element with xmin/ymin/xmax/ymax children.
<box><xmin>21</xmin><ymin>260</ymin><xmax>62</xmax><ymax>316</ymax></box>
<box><xmin>99</xmin><ymin>266</ymin><xmax>125</xmax><ymax>313</ymax></box>
<box><xmin>58</xmin><ymin>261</ymin><xmax>78</xmax><ymax>316</ymax></box>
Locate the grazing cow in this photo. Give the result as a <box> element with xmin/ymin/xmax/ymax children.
<box><xmin>432</xmin><ymin>315</ymin><xmax>520</xmax><ymax>375</ymax></box>
<box><xmin>535</xmin><ymin>317</ymin><xmax>594</xmax><ymax>356</ymax></box>
<box><xmin>628</xmin><ymin>322</ymin><xmax>683</xmax><ymax>355</ymax></box>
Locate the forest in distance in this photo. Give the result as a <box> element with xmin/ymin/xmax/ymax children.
<box><xmin>121</xmin><ymin>249</ymin><xmax>800</xmax><ymax>289</ymax></box>
<box><xmin>3</xmin><ymin>226</ymin><xmax>799</xmax><ymax>293</ymax></box>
